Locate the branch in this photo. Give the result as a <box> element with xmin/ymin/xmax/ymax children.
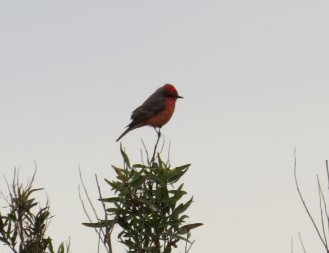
<box><xmin>318</xmin><ymin>175</ymin><xmax>328</xmax><ymax>249</ymax></box>
<box><xmin>293</xmin><ymin>149</ymin><xmax>328</xmax><ymax>250</ymax></box>
<box><xmin>95</xmin><ymin>174</ymin><xmax>113</xmax><ymax>253</ymax></box>
<box><xmin>150</xmin><ymin>128</ymin><xmax>162</xmax><ymax>165</ymax></box>
<box><xmin>140</xmin><ymin>138</ymin><xmax>150</xmax><ymax>165</ymax></box>
<box><xmin>291</xmin><ymin>236</ymin><xmax>293</xmax><ymax>253</ymax></box>
<box><xmin>78</xmin><ymin>167</ymin><xmax>108</xmax><ymax>253</ymax></box>
<box><xmin>298</xmin><ymin>232</ymin><xmax>307</xmax><ymax>253</ymax></box>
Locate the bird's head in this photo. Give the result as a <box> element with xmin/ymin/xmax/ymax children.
<box><xmin>163</xmin><ymin>84</ymin><xmax>183</xmax><ymax>99</ymax></box>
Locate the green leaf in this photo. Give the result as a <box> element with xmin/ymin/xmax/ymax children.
<box><xmin>172</xmin><ymin>197</ymin><xmax>193</xmax><ymax>217</ymax></box>
<box><xmin>168</xmin><ymin>184</ymin><xmax>187</xmax><ymax>205</ymax></box>
<box><xmin>7</xmin><ymin>213</ymin><xmax>16</xmax><ymax>221</ymax></box>
<box><xmin>167</xmin><ymin>167</ymin><xmax>189</xmax><ymax>184</ymax></box>
<box><xmin>0</xmin><ymin>237</ymin><xmax>9</xmax><ymax>245</ymax></box>
<box><xmin>120</xmin><ymin>144</ymin><xmax>131</xmax><ymax>168</ymax></box>
<box><xmin>130</xmin><ymin>175</ymin><xmax>145</xmax><ymax>188</ymax></box>
<box><xmin>174</xmin><ymin>164</ymin><xmax>191</xmax><ymax>171</ymax></box>
<box><xmin>25</xmin><ymin>188</ymin><xmax>43</xmax><ymax>199</ymax></box>
<box><xmin>132</xmin><ymin>164</ymin><xmax>147</xmax><ymax>169</ymax></box>
<box><xmin>177</xmin><ymin>214</ymin><xmax>189</xmax><ymax>223</ymax></box>
<box><xmin>100</xmin><ymin>197</ymin><xmax>120</xmax><ymax>203</ymax></box>
<box><xmin>47</xmin><ymin>238</ymin><xmax>55</xmax><ymax>253</ymax></box>
<box><xmin>122</xmin><ymin>239</ymin><xmax>135</xmax><ymax>248</ymax></box>
<box><xmin>104</xmin><ymin>179</ymin><xmax>125</xmax><ymax>192</ymax></box>
<box><xmin>82</xmin><ymin>219</ymin><xmax>115</xmax><ymax>228</ymax></box>
<box><xmin>138</xmin><ymin>198</ymin><xmax>158</xmax><ymax>212</ymax></box>
<box><xmin>117</xmin><ymin>230</ymin><xmax>125</xmax><ymax>239</ymax></box>
<box><xmin>112</xmin><ymin>166</ymin><xmax>126</xmax><ymax>181</ymax></box>
<box><xmin>163</xmin><ymin>232</ymin><xmax>190</xmax><ymax>243</ymax></box>
<box><xmin>129</xmin><ymin>170</ymin><xmax>143</xmax><ymax>185</ymax></box>
<box><xmin>178</xmin><ymin>223</ymin><xmax>203</xmax><ymax>234</ymax></box>
<box><xmin>144</xmin><ymin>171</ymin><xmax>163</xmax><ymax>184</ymax></box>
<box><xmin>106</xmin><ymin>208</ymin><xmax>118</xmax><ymax>214</ymax></box>
<box><xmin>116</xmin><ymin>217</ymin><xmax>130</xmax><ymax>230</ymax></box>
<box><xmin>57</xmin><ymin>243</ymin><xmax>65</xmax><ymax>253</ymax></box>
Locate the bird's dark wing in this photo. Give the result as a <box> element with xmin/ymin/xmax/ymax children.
<box><xmin>129</xmin><ymin>87</ymin><xmax>166</xmax><ymax>127</ymax></box>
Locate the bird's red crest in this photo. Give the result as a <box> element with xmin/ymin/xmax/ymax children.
<box><xmin>163</xmin><ymin>83</ymin><xmax>178</xmax><ymax>96</ymax></box>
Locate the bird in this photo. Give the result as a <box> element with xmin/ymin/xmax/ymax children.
<box><xmin>116</xmin><ymin>84</ymin><xmax>183</xmax><ymax>142</ymax></box>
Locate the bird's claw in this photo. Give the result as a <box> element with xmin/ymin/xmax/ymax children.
<box><xmin>154</xmin><ymin>127</ymin><xmax>161</xmax><ymax>138</ymax></box>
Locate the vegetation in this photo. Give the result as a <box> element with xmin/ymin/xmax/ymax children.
<box><xmin>81</xmin><ymin>140</ymin><xmax>203</xmax><ymax>253</ymax></box>
<box><xmin>294</xmin><ymin>150</ymin><xmax>329</xmax><ymax>253</ymax></box>
<box><xmin>0</xmin><ymin>136</ymin><xmax>202</xmax><ymax>253</ymax></box>
<box><xmin>0</xmin><ymin>170</ymin><xmax>69</xmax><ymax>253</ymax></box>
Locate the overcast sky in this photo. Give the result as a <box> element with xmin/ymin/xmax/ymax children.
<box><xmin>1</xmin><ymin>1</ymin><xmax>329</xmax><ymax>252</ymax></box>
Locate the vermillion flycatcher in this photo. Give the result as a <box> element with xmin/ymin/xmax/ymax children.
<box><xmin>116</xmin><ymin>84</ymin><xmax>183</xmax><ymax>142</ymax></box>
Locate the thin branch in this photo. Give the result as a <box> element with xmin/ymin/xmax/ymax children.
<box><xmin>78</xmin><ymin>167</ymin><xmax>101</xmax><ymax>221</ymax></box>
<box><xmin>78</xmin><ymin>167</ymin><xmax>108</xmax><ymax>252</ymax></box>
<box><xmin>325</xmin><ymin>161</ymin><xmax>329</xmax><ymax>240</ymax></box>
<box><xmin>140</xmin><ymin>138</ymin><xmax>150</xmax><ymax>165</ymax></box>
<box><xmin>166</xmin><ymin>141</ymin><xmax>171</xmax><ymax>167</ymax></box>
<box><xmin>158</xmin><ymin>134</ymin><xmax>166</xmax><ymax>156</ymax></box>
<box><xmin>95</xmin><ymin>174</ymin><xmax>113</xmax><ymax>253</ymax></box>
<box><xmin>298</xmin><ymin>232</ymin><xmax>307</xmax><ymax>253</ymax></box>
<box><xmin>140</xmin><ymin>148</ymin><xmax>145</xmax><ymax>165</ymax></box>
<box><xmin>326</xmin><ymin>160</ymin><xmax>329</xmax><ymax>192</ymax></box>
<box><xmin>291</xmin><ymin>236</ymin><xmax>293</xmax><ymax>253</ymax></box>
<box><xmin>319</xmin><ymin>180</ymin><xmax>329</xmax><ymax>224</ymax></box>
<box><xmin>78</xmin><ymin>186</ymin><xmax>95</xmax><ymax>228</ymax></box>
<box><xmin>185</xmin><ymin>239</ymin><xmax>195</xmax><ymax>253</ymax></box>
<box><xmin>7</xmin><ymin>244</ymin><xmax>18</xmax><ymax>253</ymax></box>
<box><xmin>95</xmin><ymin>175</ymin><xmax>106</xmax><ymax>219</ymax></box>
<box><xmin>78</xmin><ymin>185</ymin><xmax>102</xmax><ymax>253</ymax></box>
<box><xmin>318</xmin><ymin>175</ymin><xmax>329</xmax><ymax>249</ymax></box>
<box><xmin>150</xmin><ymin>128</ymin><xmax>161</xmax><ymax>165</ymax></box>
<box><xmin>183</xmin><ymin>231</ymin><xmax>195</xmax><ymax>253</ymax></box>
<box><xmin>293</xmin><ymin>149</ymin><xmax>328</xmax><ymax>250</ymax></box>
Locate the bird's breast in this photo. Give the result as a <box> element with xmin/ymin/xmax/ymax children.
<box><xmin>144</xmin><ymin>99</ymin><xmax>176</xmax><ymax>128</ymax></box>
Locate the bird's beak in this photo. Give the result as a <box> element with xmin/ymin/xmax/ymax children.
<box><xmin>177</xmin><ymin>95</ymin><xmax>183</xmax><ymax>99</ymax></box>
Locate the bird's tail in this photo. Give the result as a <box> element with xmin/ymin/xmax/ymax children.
<box><xmin>116</xmin><ymin>124</ymin><xmax>140</xmax><ymax>142</ymax></box>
<box><xmin>116</xmin><ymin>128</ymin><xmax>131</xmax><ymax>142</ymax></box>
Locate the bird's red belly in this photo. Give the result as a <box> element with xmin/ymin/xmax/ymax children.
<box><xmin>145</xmin><ymin>100</ymin><xmax>176</xmax><ymax>128</ymax></box>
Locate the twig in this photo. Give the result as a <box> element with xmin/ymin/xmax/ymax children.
<box><xmin>326</xmin><ymin>161</ymin><xmax>329</xmax><ymax>192</ymax></box>
<box><xmin>78</xmin><ymin>167</ymin><xmax>107</xmax><ymax>252</ymax></box>
<box><xmin>185</xmin><ymin>239</ymin><xmax>195</xmax><ymax>253</ymax></box>
<box><xmin>158</xmin><ymin>134</ymin><xmax>166</xmax><ymax>156</ymax></box>
<box><xmin>298</xmin><ymin>232</ymin><xmax>307</xmax><ymax>253</ymax></box>
<box><xmin>150</xmin><ymin>128</ymin><xmax>161</xmax><ymax>165</ymax></box>
<box><xmin>325</xmin><ymin>161</ymin><xmax>329</xmax><ymax>235</ymax></box>
<box><xmin>183</xmin><ymin>231</ymin><xmax>195</xmax><ymax>253</ymax></box>
<box><xmin>291</xmin><ymin>236</ymin><xmax>293</xmax><ymax>253</ymax></box>
<box><xmin>293</xmin><ymin>148</ymin><xmax>328</xmax><ymax>250</ymax></box>
<box><xmin>166</xmin><ymin>141</ymin><xmax>171</xmax><ymax>167</ymax></box>
<box><xmin>318</xmin><ymin>175</ymin><xmax>328</xmax><ymax>249</ymax></box>
<box><xmin>140</xmin><ymin>148</ymin><xmax>145</xmax><ymax>165</ymax></box>
<box><xmin>95</xmin><ymin>174</ymin><xmax>113</xmax><ymax>253</ymax></box>
<box><xmin>140</xmin><ymin>138</ymin><xmax>150</xmax><ymax>165</ymax></box>
<box><xmin>78</xmin><ymin>167</ymin><xmax>101</xmax><ymax>222</ymax></box>
<box><xmin>78</xmin><ymin>186</ymin><xmax>103</xmax><ymax>253</ymax></box>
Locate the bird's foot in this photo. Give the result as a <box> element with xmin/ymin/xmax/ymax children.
<box><xmin>154</xmin><ymin>127</ymin><xmax>162</xmax><ymax>138</ymax></box>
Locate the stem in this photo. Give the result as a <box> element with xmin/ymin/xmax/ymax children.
<box><xmin>294</xmin><ymin>149</ymin><xmax>329</xmax><ymax>251</ymax></box>
<box><xmin>318</xmin><ymin>176</ymin><xmax>328</xmax><ymax>249</ymax></box>
<box><xmin>298</xmin><ymin>232</ymin><xmax>307</xmax><ymax>253</ymax></box>
<box><xmin>150</xmin><ymin>128</ymin><xmax>161</xmax><ymax>165</ymax></box>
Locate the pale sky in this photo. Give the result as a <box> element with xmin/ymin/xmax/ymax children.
<box><xmin>1</xmin><ymin>1</ymin><xmax>329</xmax><ymax>252</ymax></box>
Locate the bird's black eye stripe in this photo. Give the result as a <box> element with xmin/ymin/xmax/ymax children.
<box><xmin>166</xmin><ymin>93</ymin><xmax>176</xmax><ymax>98</ymax></box>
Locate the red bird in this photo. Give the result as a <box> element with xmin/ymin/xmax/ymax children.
<box><xmin>116</xmin><ymin>84</ymin><xmax>183</xmax><ymax>142</ymax></box>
